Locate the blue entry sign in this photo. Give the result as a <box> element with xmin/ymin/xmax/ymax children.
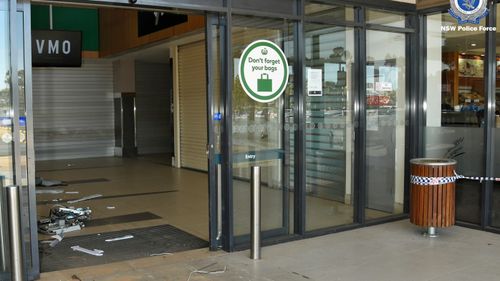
<box><xmin>213</xmin><ymin>112</ymin><xmax>222</xmax><ymax>121</ymax></box>
<box><xmin>0</xmin><ymin>117</ymin><xmax>26</xmax><ymax>126</ymax></box>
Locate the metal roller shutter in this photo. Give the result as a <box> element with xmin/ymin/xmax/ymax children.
<box><xmin>178</xmin><ymin>41</ymin><xmax>207</xmax><ymax>171</ymax></box>
<box><xmin>33</xmin><ymin>59</ymin><xmax>115</xmax><ymax>160</ymax></box>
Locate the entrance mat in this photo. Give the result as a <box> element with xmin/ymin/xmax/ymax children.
<box><xmin>39</xmin><ymin>224</ymin><xmax>208</xmax><ymax>272</ymax></box>
<box><xmin>86</xmin><ymin>212</ymin><xmax>162</xmax><ymax>227</ymax></box>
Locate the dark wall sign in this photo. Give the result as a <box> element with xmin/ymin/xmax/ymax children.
<box><xmin>32</xmin><ymin>30</ymin><xmax>82</xmax><ymax>67</ymax></box>
<box><xmin>138</xmin><ymin>11</ymin><xmax>188</xmax><ymax>37</ymax></box>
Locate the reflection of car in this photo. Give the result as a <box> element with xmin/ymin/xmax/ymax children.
<box><xmin>324</xmin><ymin>109</ymin><xmax>344</xmax><ymax>117</ymax></box>
<box><xmin>255</xmin><ymin>110</ymin><xmax>265</xmax><ymax>118</ymax></box>
<box><xmin>367</xmin><ymin>95</ymin><xmax>392</xmax><ymax>106</ymax></box>
<box><xmin>254</xmin><ymin>107</ymin><xmax>278</xmax><ymax>119</ymax></box>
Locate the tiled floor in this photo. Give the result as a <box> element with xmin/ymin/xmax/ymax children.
<box><xmin>36</xmin><ymin>155</ymin><xmax>210</xmax><ymax>241</ymax></box>
<box><xmin>39</xmin><ymin>220</ymin><xmax>500</xmax><ymax>281</ymax></box>
<box><xmin>35</xmin><ymin>155</ymin><xmax>389</xmax><ymax>273</ymax></box>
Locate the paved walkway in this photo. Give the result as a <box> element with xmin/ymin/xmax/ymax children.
<box><xmin>40</xmin><ymin>220</ymin><xmax>500</xmax><ymax>281</ymax></box>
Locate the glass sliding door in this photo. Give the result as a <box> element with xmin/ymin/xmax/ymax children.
<box><xmin>231</xmin><ymin>16</ymin><xmax>295</xmax><ymax>241</ymax></box>
<box><xmin>206</xmin><ymin>13</ymin><xmax>224</xmax><ymax>249</ymax></box>
<box><xmin>0</xmin><ymin>0</ymin><xmax>14</xmax><ymax>278</ymax></box>
<box><xmin>424</xmin><ymin>13</ymin><xmax>485</xmax><ymax>225</ymax></box>
<box><xmin>16</xmin><ymin>7</ymin><xmax>38</xmax><ymax>277</ymax></box>
<box><xmin>0</xmin><ymin>0</ymin><xmax>37</xmax><ymax>278</ymax></box>
<box><xmin>491</xmin><ymin>4</ymin><xmax>500</xmax><ymax>228</ymax></box>
<box><xmin>365</xmin><ymin>30</ymin><xmax>406</xmax><ymax>218</ymax></box>
<box><xmin>303</xmin><ymin>23</ymin><xmax>355</xmax><ymax>231</ymax></box>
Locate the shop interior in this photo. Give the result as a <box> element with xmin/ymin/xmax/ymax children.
<box><xmin>437</xmin><ymin>13</ymin><xmax>489</xmax><ymax>127</ymax></box>
<box><xmin>31</xmin><ymin>5</ymin><xmax>210</xmax><ymax>272</ymax></box>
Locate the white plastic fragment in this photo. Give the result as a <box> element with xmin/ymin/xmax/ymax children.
<box><xmin>54</xmin><ymin>224</ymin><xmax>81</xmax><ymax>235</ymax></box>
<box><xmin>71</xmin><ymin>245</ymin><xmax>104</xmax><ymax>256</ymax></box>
<box><xmin>49</xmin><ymin>234</ymin><xmax>63</xmax><ymax>247</ymax></box>
<box><xmin>105</xmin><ymin>235</ymin><xmax>134</xmax><ymax>242</ymax></box>
<box><xmin>67</xmin><ymin>194</ymin><xmax>102</xmax><ymax>204</ymax></box>
<box><xmin>106</xmin><ymin>206</ymin><xmax>116</xmax><ymax>210</ymax></box>
<box><xmin>186</xmin><ymin>264</ymin><xmax>227</xmax><ymax>281</ymax></box>
<box><xmin>65</xmin><ymin>191</ymin><xmax>79</xmax><ymax>194</ymax></box>
<box><xmin>150</xmin><ymin>252</ymin><xmax>173</xmax><ymax>257</ymax></box>
<box><xmin>36</xmin><ymin>189</ymin><xmax>64</xmax><ymax>194</ymax></box>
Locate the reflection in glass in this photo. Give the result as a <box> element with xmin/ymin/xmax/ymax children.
<box><xmin>304</xmin><ymin>24</ymin><xmax>355</xmax><ymax>231</ymax></box>
<box><xmin>425</xmin><ymin>13</ymin><xmax>484</xmax><ymax>224</ymax></box>
<box><xmin>365</xmin><ymin>30</ymin><xmax>406</xmax><ymax>218</ymax></box>
<box><xmin>231</xmin><ymin>16</ymin><xmax>294</xmax><ymax>238</ymax></box>
<box><xmin>305</xmin><ymin>2</ymin><xmax>354</xmax><ymax>22</ymax></box>
<box><xmin>492</xmin><ymin>5</ymin><xmax>500</xmax><ymax>228</ymax></box>
<box><xmin>0</xmin><ymin>11</ymin><xmax>14</xmax><ymax>185</ymax></box>
<box><xmin>0</xmin><ymin>6</ymin><xmax>14</xmax><ymax>277</ymax></box>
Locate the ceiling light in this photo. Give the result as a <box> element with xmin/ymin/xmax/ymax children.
<box><xmin>471</xmin><ymin>43</ymin><xmax>477</xmax><ymax>47</ymax></box>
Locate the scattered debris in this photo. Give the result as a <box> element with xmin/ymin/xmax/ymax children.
<box><xmin>292</xmin><ymin>271</ymin><xmax>311</xmax><ymax>280</ymax></box>
<box><xmin>38</xmin><ymin>206</ymin><xmax>91</xmax><ymax>235</ymax></box>
<box><xmin>65</xmin><ymin>191</ymin><xmax>79</xmax><ymax>194</ymax></box>
<box><xmin>150</xmin><ymin>252</ymin><xmax>173</xmax><ymax>257</ymax></box>
<box><xmin>36</xmin><ymin>189</ymin><xmax>64</xmax><ymax>194</ymax></box>
<box><xmin>67</xmin><ymin>194</ymin><xmax>102</xmax><ymax>204</ymax></box>
<box><xmin>71</xmin><ymin>245</ymin><xmax>104</xmax><ymax>257</ymax></box>
<box><xmin>105</xmin><ymin>235</ymin><xmax>134</xmax><ymax>242</ymax></box>
<box><xmin>106</xmin><ymin>206</ymin><xmax>116</xmax><ymax>210</ymax></box>
<box><xmin>71</xmin><ymin>274</ymin><xmax>82</xmax><ymax>281</ymax></box>
<box><xmin>38</xmin><ymin>220</ymin><xmax>82</xmax><ymax>234</ymax></box>
<box><xmin>187</xmin><ymin>263</ymin><xmax>227</xmax><ymax>281</ymax></box>
<box><xmin>49</xmin><ymin>234</ymin><xmax>63</xmax><ymax>248</ymax></box>
<box><xmin>36</xmin><ymin>177</ymin><xmax>67</xmax><ymax>187</ymax></box>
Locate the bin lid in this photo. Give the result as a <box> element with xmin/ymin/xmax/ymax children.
<box><xmin>410</xmin><ymin>158</ymin><xmax>457</xmax><ymax>166</ymax></box>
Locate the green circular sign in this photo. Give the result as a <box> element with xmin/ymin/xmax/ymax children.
<box><xmin>238</xmin><ymin>40</ymin><xmax>289</xmax><ymax>103</ymax></box>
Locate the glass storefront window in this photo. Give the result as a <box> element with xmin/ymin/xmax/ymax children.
<box><xmin>492</xmin><ymin>5</ymin><xmax>500</xmax><ymax>228</ymax></box>
<box><xmin>231</xmin><ymin>16</ymin><xmax>295</xmax><ymax>239</ymax></box>
<box><xmin>366</xmin><ymin>9</ymin><xmax>406</xmax><ymax>28</ymax></box>
<box><xmin>365</xmin><ymin>30</ymin><xmax>406</xmax><ymax>218</ymax></box>
<box><xmin>305</xmin><ymin>2</ymin><xmax>354</xmax><ymax>22</ymax></box>
<box><xmin>304</xmin><ymin>23</ymin><xmax>355</xmax><ymax>231</ymax></box>
<box><xmin>0</xmin><ymin>0</ymin><xmax>17</xmax><ymax>276</ymax></box>
<box><xmin>425</xmin><ymin>12</ymin><xmax>485</xmax><ymax>225</ymax></box>
<box><xmin>0</xmin><ymin>5</ymin><xmax>14</xmax><ymax>186</ymax></box>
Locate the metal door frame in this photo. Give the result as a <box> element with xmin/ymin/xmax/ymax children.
<box><xmin>16</xmin><ymin>1</ymin><xmax>229</xmax><ymax>278</ymax></box>
<box><xmin>10</xmin><ymin>0</ymin><xmax>40</xmax><ymax>279</ymax></box>
<box><xmin>205</xmin><ymin>12</ymin><xmax>227</xmax><ymax>251</ymax></box>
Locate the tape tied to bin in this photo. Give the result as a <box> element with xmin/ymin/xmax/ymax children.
<box><xmin>410</xmin><ymin>171</ymin><xmax>500</xmax><ymax>186</ymax></box>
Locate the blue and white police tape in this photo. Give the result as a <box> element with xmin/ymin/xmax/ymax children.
<box><xmin>410</xmin><ymin>171</ymin><xmax>500</xmax><ymax>186</ymax></box>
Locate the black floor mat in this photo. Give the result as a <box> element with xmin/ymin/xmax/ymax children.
<box><xmin>86</xmin><ymin>212</ymin><xmax>162</xmax><ymax>227</ymax></box>
<box><xmin>40</xmin><ymin>224</ymin><xmax>208</xmax><ymax>272</ymax></box>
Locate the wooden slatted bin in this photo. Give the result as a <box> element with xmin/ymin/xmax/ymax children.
<box><xmin>410</xmin><ymin>158</ymin><xmax>457</xmax><ymax>228</ymax></box>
